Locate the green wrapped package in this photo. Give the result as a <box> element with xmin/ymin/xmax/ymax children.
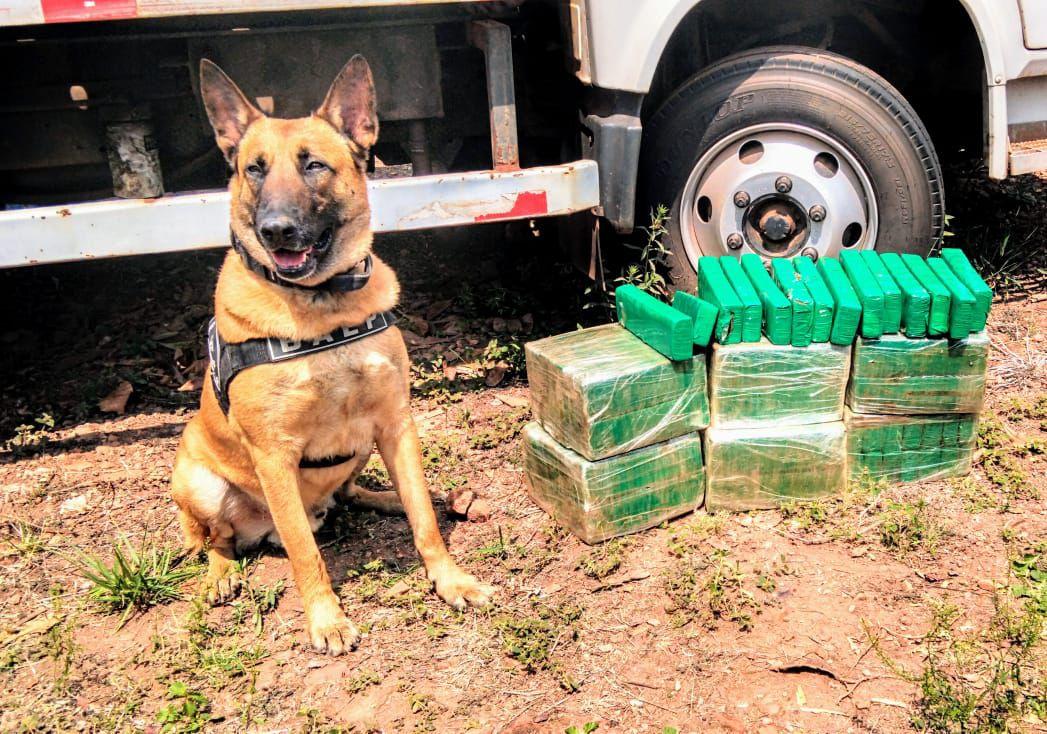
<box><xmin>672</xmin><ymin>291</ymin><xmax>719</xmax><ymax>348</ymax></box>
<box><xmin>523</xmin><ymin>423</ymin><xmax>704</xmax><ymax>544</ymax></box>
<box><xmin>860</xmin><ymin>251</ymin><xmax>903</xmax><ymax>334</ymax></box>
<box><xmin>741</xmin><ymin>254</ymin><xmax>792</xmax><ymax>345</ymax></box>
<box><xmin>847</xmin><ymin>331</ymin><xmax>989</xmax><ymax>414</ymax></box>
<box><xmin>846</xmin><ymin>411</ymin><xmax>978</xmax><ymax>484</ymax></box>
<box><xmin>615</xmin><ymin>284</ymin><xmax>693</xmax><ymax>360</ymax></box>
<box><xmin>840</xmin><ymin>250</ymin><xmax>885</xmax><ymax>338</ymax></box>
<box><xmin>794</xmin><ymin>256</ymin><xmax>835</xmax><ymax>343</ymax></box>
<box><xmin>698</xmin><ymin>257</ymin><xmax>745</xmax><ymax>344</ymax></box>
<box><xmin>902</xmin><ymin>254</ymin><xmax>951</xmax><ymax>337</ymax></box>
<box><xmin>941</xmin><ymin>248</ymin><xmax>993</xmax><ymax>330</ymax></box>
<box><xmin>771</xmin><ymin>259</ymin><xmax>814</xmax><ymax>347</ymax></box>
<box><xmin>927</xmin><ymin>258</ymin><xmax>976</xmax><ymax>338</ymax></box>
<box><xmin>526</xmin><ymin>324</ymin><xmax>710</xmax><ymax>461</ymax></box>
<box><xmin>719</xmin><ymin>257</ymin><xmax>763</xmax><ymax>342</ymax></box>
<box><xmin>816</xmin><ymin>257</ymin><xmax>861</xmax><ymax>346</ymax></box>
<box><xmin>704</xmin><ymin>422</ymin><xmax>847</xmax><ymax>511</ymax></box>
<box><xmin>709</xmin><ymin>340</ymin><xmax>850</xmax><ymax>429</ymax></box>
<box><xmin>880</xmin><ymin>253</ymin><xmax>930</xmax><ymax>338</ymax></box>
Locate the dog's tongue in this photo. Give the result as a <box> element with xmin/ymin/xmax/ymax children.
<box><xmin>272</xmin><ymin>248</ymin><xmax>310</xmax><ymax>269</ymax></box>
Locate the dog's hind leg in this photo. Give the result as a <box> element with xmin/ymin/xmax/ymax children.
<box><xmin>341</xmin><ymin>481</ymin><xmax>404</xmax><ymax>515</ymax></box>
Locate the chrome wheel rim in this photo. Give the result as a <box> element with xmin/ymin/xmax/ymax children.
<box><xmin>679</xmin><ymin>123</ymin><xmax>878</xmax><ymax>264</ymax></box>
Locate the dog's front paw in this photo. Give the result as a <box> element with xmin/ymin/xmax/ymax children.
<box><xmin>306</xmin><ymin>598</ymin><xmax>360</xmax><ymax>655</ymax></box>
<box><xmin>431</xmin><ymin>565</ymin><xmax>496</xmax><ymax>610</ymax></box>
<box><xmin>204</xmin><ymin>570</ymin><xmax>244</xmax><ymax>606</ymax></box>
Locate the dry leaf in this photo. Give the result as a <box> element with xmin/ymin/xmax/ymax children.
<box><xmin>795</xmin><ymin>684</ymin><xmax>807</xmax><ymax>706</ymax></box>
<box><xmin>99</xmin><ymin>380</ymin><xmax>133</xmax><ymax>414</ymax></box>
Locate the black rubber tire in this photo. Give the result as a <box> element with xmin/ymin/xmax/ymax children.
<box><xmin>640</xmin><ymin>46</ymin><xmax>944</xmax><ymax>292</ymax></box>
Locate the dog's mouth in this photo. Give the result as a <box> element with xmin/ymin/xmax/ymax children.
<box><xmin>269</xmin><ymin>228</ymin><xmax>334</xmax><ymax>278</ymax></box>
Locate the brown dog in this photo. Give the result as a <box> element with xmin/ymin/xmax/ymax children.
<box><xmin>172</xmin><ymin>56</ymin><xmax>494</xmax><ymax>654</ymax></box>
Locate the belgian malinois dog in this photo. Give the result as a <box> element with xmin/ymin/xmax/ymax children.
<box><xmin>172</xmin><ymin>56</ymin><xmax>494</xmax><ymax>654</ymax></box>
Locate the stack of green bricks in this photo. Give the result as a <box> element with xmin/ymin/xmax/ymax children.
<box><xmin>523</xmin><ymin>248</ymin><xmax>991</xmax><ymax>543</ymax></box>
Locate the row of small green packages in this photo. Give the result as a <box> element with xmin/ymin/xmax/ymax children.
<box><xmin>615</xmin><ymin>249</ymin><xmax>993</xmax><ymax>360</ymax></box>
<box><xmin>523</xmin><ymin>412</ymin><xmax>976</xmax><ymax>543</ymax></box>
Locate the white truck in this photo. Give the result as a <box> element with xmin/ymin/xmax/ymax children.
<box><xmin>1</xmin><ymin>0</ymin><xmax>1045</xmax><ymax>289</ymax></box>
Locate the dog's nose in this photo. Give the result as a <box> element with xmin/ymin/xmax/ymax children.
<box><xmin>257</xmin><ymin>216</ymin><xmax>299</xmax><ymax>247</ymax></box>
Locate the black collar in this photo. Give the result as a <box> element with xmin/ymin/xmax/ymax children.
<box><xmin>231</xmin><ymin>232</ymin><xmax>373</xmax><ymax>294</ymax></box>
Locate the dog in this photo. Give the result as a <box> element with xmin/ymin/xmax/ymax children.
<box><xmin>171</xmin><ymin>56</ymin><xmax>494</xmax><ymax>655</ymax></box>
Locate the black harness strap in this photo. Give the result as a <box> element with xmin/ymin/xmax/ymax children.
<box><xmin>207</xmin><ymin>310</ymin><xmax>397</xmax><ymax>468</ymax></box>
<box><xmin>231</xmin><ymin>233</ymin><xmax>373</xmax><ymax>294</ymax></box>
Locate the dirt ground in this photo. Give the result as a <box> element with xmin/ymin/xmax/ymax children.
<box><xmin>0</xmin><ymin>168</ymin><xmax>1045</xmax><ymax>734</ymax></box>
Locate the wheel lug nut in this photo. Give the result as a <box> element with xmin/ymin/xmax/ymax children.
<box><xmin>809</xmin><ymin>204</ymin><xmax>826</xmax><ymax>222</ymax></box>
<box><xmin>774</xmin><ymin>176</ymin><xmax>793</xmax><ymax>193</ymax></box>
<box><xmin>801</xmin><ymin>247</ymin><xmax>819</xmax><ymax>261</ymax></box>
<box><xmin>726</xmin><ymin>233</ymin><xmax>744</xmax><ymax>250</ymax></box>
<box><xmin>733</xmin><ymin>191</ymin><xmax>750</xmax><ymax>208</ymax></box>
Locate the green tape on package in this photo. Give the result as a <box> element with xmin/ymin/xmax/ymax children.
<box><xmin>615</xmin><ymin>284</ymin><xmax>693</xmax><ymax>360</ymax></box>
<box><xmin>902</xmin><ymin>254</ymin><xmax>951</xmax><ymax>337</ymax></box>
<box><xmin>794</xmin><ymin>256</ymin><xmax>835</xmax><ymax>343</ymax></box>
<box><xmin>840</xmin><ymin>250</ymin><xmax>884</xmax><ymax>338</ymax></box>
<box><xmin>847</xmin><ymin>331</ymin><xmax>989</xmax><ymax>415</ymax></box>
<box><xmin>846</xmin><ymin>411</ymin><xmax>978</xmax><ymax>484</ymax></box>
<box><xmin>672</xmin><ymin>290</ymin><xmax>719</xmax><ymax>348</ymax></box>
<box><xmin>698</xmin><ymin>257</ymin><xmax>744</xmax><ymax>344</ymax></box>
<box><xmin>741</xmin><ymin>254</ymin><xmax>792</xmax><ymax>345</ymax></box>
<box><xmin>927</xmin><ymin>258</ymin><xmax>976</xmax><ymax>338</ymax></box>
<box><xmin>720</xmin><ymin>257</ymin><xmax>763</xmax><ymax>342</ymax></box>
<box><xmin>709</xmin><ymin>340</ymin><xmax>850</xmax><ymax>429</ymax></box>
<box><xmin>771</xmin><ymin>259</ymin><xmax>814</xmax><ymax>347</ymax></box>
<box><xmin>523</xmin><ymin>422</ymin><xmax>704</xmax><ymax>544</ymax></box>
<box><xmin>816</xmin><ymin>257</ymin><xmax>861</xmax><ymax>345</ymax></box>
<box><xmin>525</xmin><ymin>324</ymin><xmax>710</xmax><ymax>461</ymax></box>
<box><xmin>860</xmin><ymin>251</ymin><xmax>903</xmax><ymax>334</ymax></box>
<box><xmin>704</xmin><ymin>422</ymin><xmax>847</xmax><ymax>511</ymax></box>
<box><xmin>941</xmin><ymin>248</ymin><xmax>993</xmax><ymax>331</ymax></box>
<box><xmin>880</xmin><ymin>253</ymin><xmax>930</xmax><ymax>338</ymax></box>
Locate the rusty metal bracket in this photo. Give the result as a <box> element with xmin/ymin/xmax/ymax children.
<box><xmin>468</xmin><ymin>19</ymin><xmax>520</xmax><ymax>171</ymax></box>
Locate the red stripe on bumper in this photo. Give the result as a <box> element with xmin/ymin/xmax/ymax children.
<box><xmin>42</xmin><ymin>0</ymin><xmax>136</xmax><ymax>22</ymax></box>
<box><xmin>474</xmin><ymin>190</ymin><xmax>548</xmax><ymax>222</ymax></box>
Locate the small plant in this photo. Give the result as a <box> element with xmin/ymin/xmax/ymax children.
<box><xmin>565</xmin><ymin>724</ymin><xmax>599</xmax><ymax>734</ymax></box>
<box><xmin>878</xmin><ymin>500</ymin><xmax>947</xmax><ymax>556</ymax></box>
<box><xmin>3</xmin><ymin>520</ymin><xmax>47</xmax><ymax>559</ymax></box>
<box><xmin>1011</xmin><ymin>543</ymin><xmax>1046</xmax><ymax>615</ymax></box>
<box><xmin>615</xmin><ymin>205</ymin><xmax>673</xmax><ymax>301</ymax></box>
<box><xmin>664</xmin><ymin>550</ymin><xmax>763</xmax><ymax>631</ymax></box>
<box><xmin>492</xmin><ymin>602</ymin><xmax>583</xmax><ymax>690</ymax></box>
<box><xmin>156</xmin><ymin>681</ymin><xmax>211</xmax><ymax>733</ymax></box>
<box><xmin>79</xmin><ymin>539</ymin><xmax>201</xmax><ymax>626</ymax></box>
<box><xmin>346</xmin><ymin>669</ymin><xmax>382</xmax><ymax>695</ymax></box>
<box><xmin>780</xmin><ymin>500</ymin><xmax>829</xmax><ymax>531</ymax></box>
<box><xmin>5</xmin><ymin>412</ymin><xmax>55</xmax><ymax>456</ymax></box>
<box><xmin>577</xmin><ymin>538</ymin><xmax>626</xmax><ymax>580</ymax></box>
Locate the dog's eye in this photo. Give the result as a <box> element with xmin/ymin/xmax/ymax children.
<box><xmin>306</xmin><ymin>160</ymin><xmax>328</xmax><ymax>172</ymax></box>
<box><xmin>245</xmin><ymin>163</ymin><xmax>264</xmax><ymax>175</ymax></box>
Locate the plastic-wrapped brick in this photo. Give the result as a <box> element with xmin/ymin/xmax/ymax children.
<box><xmin>709</xmin><ymin>340</ymin><xmax>850</xmax><ymax>429</ymax></box>
<box><xmin>847</xmin><ymin>331</ymin><xmax>989</xmax><ymax>414</ymax></box>
<box><xmin>525</xmin><ymin>324</ymin><xmax>710</xmax><ymax>461</ymax></box>
<box><xmin>704</xmin><ymin>422</ymin><xmax>847</xmax><ymax>511</ymax></box>
<box><xmin>846</xmin><ymin>411</ymin><xmax>978</xmax><ymax>484</ymax></box>
<box><xmin>523</xmin><ymin>422</ymin><xmax>705</xmax><ymax>543</ymax></box>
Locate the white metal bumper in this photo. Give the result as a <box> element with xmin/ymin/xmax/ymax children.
<box><xmin>0</xmin><ymin>161</ymin><xmax>598</xmax><ymax>268</ymax></box>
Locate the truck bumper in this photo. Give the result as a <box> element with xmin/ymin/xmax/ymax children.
<box><xmin>0</xmin><ymin>160</ymin><xmax>599</xmax><ymax>268</ymax></box>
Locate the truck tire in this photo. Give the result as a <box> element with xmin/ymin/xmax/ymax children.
<box><xmin>640</xmin><ymin>46</ymin><xmax>944</xmax><ymax>292</ymax></box>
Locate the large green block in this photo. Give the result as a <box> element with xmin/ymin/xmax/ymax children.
<box><xmin>672</xmin><ymin>290</ymin><xmax>719</xmax><ymax>348</ymax></box>
<box><xmin>795</xmin><ymin>256</ymin><xmax>835</xmax><ymax>343</ymax></box>
<box><xmin>704</xmin><ymin>422</ymin><xmax>847</xmax><ymax>511</ymax></box>
<box><xmin>698</xmin><ymin>257</ymin><xmax>744</xmax><ymax>344</ymax></box>
<box><xmin>525</xmin><ymin>324</ymin><xmax>710</xmax><ymax>461</ymax></box>
<box><xmin>880</xmin><ymin>253</ymin><xmax>930</xmax><ymax>338</ymax></box>
<box><xmin>719</xmin><ymin>257</ymin><xmax>763</xmax><ymax>342</ymax></box>
<box><xmin>523</xmin><ymin>423</ymin><xmax>704</xmax><ymax>544</ymax></box>
<box><xmin>771</xmin><ymin>259</ymin><xmax>814</xmax><ymax>347</ymax></box>
<box><xmin>847</xmin><ymin>331</ymin><xmax>989</xmax><ymax>415</ymax></box>
<box><xmin>860</xmin><ymin>251</ymin><xmax>903</xmax><ymax>334</ymax></box>
<box><xmin>941</xmin><ymin>248</ymin><xmax>993</xmax><ymax>331</ymax></box>
<box><xmin>741</xmin><ymin>254</ymin><xmax>792</xmax><ymax>345</ymax></box>
<box><xmin>709</xmin><ymin>340</ymin><xmax>850</xmax><ymax>429</ymax></box>
<box><xmin>927</xmin><ymin>258</ymin><xmax>977</xmax><ymax>339</ymax></box>
<box><xmin>817</xmin><ymin>257</ymin><xmax>861</xmax><ymax>346</ymax></box>
<box><xmin>902</xmin><ymin>254</ymin><xmax>951</xmax><ymax>337</ymax></box>
<box><xmin>846</xmin><ymin>411</ymin><xmax>978</xmax><ymax>484</ymax></box>
<box><xmin>615</xmin><ymin>284</ymin><xmax>693</xmax><ymax>361</ymax></box>
<box><xmin>840</xmin><ymin>250</ymin><xmax>884</xmax><ymax>338</ymax></box>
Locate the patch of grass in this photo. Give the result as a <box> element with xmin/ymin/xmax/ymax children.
<box><xmin>492</xmin><ymin>601</ymin><xmax>582</xmax><ymax>690</ymax></box>
<box><xmin>0</xmin><ymin>590</ymin><xmax>77</xmax><ymax>686</ymax></box>
<box><xmin>666</xmin><ymin>514</ymin><xmax>725</xmax><ymax>557</ymax></box>
<box><xmin>1011</xmin><ymin>543</ymin><xmax>1047</xmax><ymax>615</ymax></box>
<box><xmin>156</xmin><ymin>681</ymin><xmax>211</xmax><ymax>733</ymax></box>
<box><xmin>181</xmin><ymin>600</ymin><xmax>267</xmax><ymax>687</ymax></box>
<box><xmin>877</xmin><ymin>500</ymin><xmax>949</xmax><ymax>557</ymax></box>
<box><xmin>577</xmin><ymin>538</ymin><xmax>627</xmax><ymax>580</ymax></box>
<box><xmin>5</xmin><ymin>412</ymin><xmax>55</xmax><ymax>457</ymax></box>
<box><xmin>664</xmin><ymin>549</ymin><xmax>765</xmax><ymax>631</ymax></box>
<box><xmin>346</xmin><ymin>669</ymin><xmax>382</xmax><ymax>695</ymax></box>
<box><xmin>2</xmin><ymin>520</ymin><xmax>47</xmax><ymax>559</ymax></box>
<box><xmin>79</xmin><ymin>539</ymin><xmax>202</xmax><ymax>626</ymax></box>
<box><xmin>409</xmin><ymin>693</ymin><xmax>444</xmax><ymax>733</ymax></box>
<box><xmin>231</xmin><ymin>576</ymin><xmax>285</xmax><ymax>635</ymax></box>
<box><xmin>1004</xmin><ymin>393</ymin><xmax>1047</xmax><ymax>422</ymax></box>
<box><xmin>565</xmin><ymin>724</ymin><xmax>599</xmax><ymax>734</ymax></box>
<box><xmin>780</xmin><ymin>499</ymin><xmax>830</xmax><ymax>531</ymax></box>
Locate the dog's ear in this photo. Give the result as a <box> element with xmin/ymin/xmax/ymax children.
<box><xmin>199</xmin><ymin>59</ymin><xmax>263</xmax><ymax>165</ymax></box>
<box><xmin>316</xmin><ymin>55</ymin><xmax>379</xmax><ymax>156</ymax></box>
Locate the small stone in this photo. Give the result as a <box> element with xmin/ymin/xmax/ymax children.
<box><xmin>447</xmin><ymin>488</ymin><xmax>475</xmax><ymax>516</ymax></box>
<box><xmin>467</xmin><ymin>498</ymin><xmax>491</xmax><ymax>523</ymax></box>
<box><xmin>60</xmin><ymin>494</ymin><xmax>88</xmax><ymax>514</ymax></box>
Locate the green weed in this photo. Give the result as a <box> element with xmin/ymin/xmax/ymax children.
<box><xmin>492</xmin><ymin>602</ymin><xmax>582</xmax><ymax>690</ymax></box>
<box><xmin>664</xmin><ymin>549</ymin><xmax>764</xmax><ymax>631</ymax></box>
<box><xmin>565</xmin><ymin>724</ymin><xmax>599</xmax><ymax>734</ymax></box>
<box><xmin>156</xmin><ymin>681</ymin><xmax>211</xmax><ymax>733</ymax></box>
<box><xmin>878</xmin><ymin>500</ymin><xmax>948</xmax><ymax>557</ymax></box>
<box><xmin>577</xmin><ymin>538</ymin><xmax>626</xmax><ymax>580</ymax></box>
<box><xmin>615</xmin><ymin>204</ymin><xmax>672</xmax><ymax>301</ymax></box>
